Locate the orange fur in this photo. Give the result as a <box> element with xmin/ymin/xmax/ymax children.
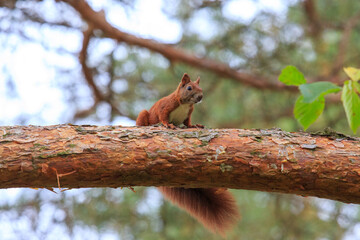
<box><xmin>136</xmin><ymin>73</ymin><xmax>203</xmax><ymax>129</ymax></box>
<box><xmin>158</xmin><ymin>187</ymin><xmax>239</xmax><ymax>236</ymax></box>
<box><xmin>136</xmin><ymin>73</ymin><xmax>239</xmax><ymax>236</ymax></box>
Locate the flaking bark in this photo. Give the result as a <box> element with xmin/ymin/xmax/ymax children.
<box><xmin>1</xmin><ymin>125</ymin><xmax>360</xmax><ymax>204</ymax></box>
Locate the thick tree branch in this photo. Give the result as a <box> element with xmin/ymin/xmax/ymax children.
<box><xmin>1</xmin><ymin>125</ymin><xmax>360</xmax><ymax>204</ymax></box>
<box><xmin>61</xmin><ymin>0</ymin><xmax>296</xmax><ymax>91</ymax></box>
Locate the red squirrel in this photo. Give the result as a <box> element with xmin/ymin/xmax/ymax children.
<box><xmin>136</xmin><ymin>73</ymin><xmax>239</xmax><ymax>236</ymax></box>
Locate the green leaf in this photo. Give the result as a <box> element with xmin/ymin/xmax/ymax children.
<box><xmin>299</xmin><ymin>82</ymin><xmax>341</xmax><ymax>103</ymax></box>
<box><xmin>354</xmin><ymin>81</ymin><xmax>360</xmax><ymax>93</ymax></box>
<box><xmin>294</xmin><ymin>95</ymin><xmax>325</xmax><ymax>130</ymax></box>
<box><xmin>279</xmin><ymin>66</ymin><xmax>307</xmax><ymax>86</ymax></box>
<box><xmin>344</xmin><ymin>67</ymin><xmax>360</xmax><ymax>82</ymax></box>
<box><xmin>341</xmin><ymin>80</ymin><xmax>360</xmax><ymax>133</ymax></box>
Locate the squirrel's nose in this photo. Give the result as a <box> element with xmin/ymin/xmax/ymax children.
<box><xmin>197</xmin><ymin>95</ymin><xmax>203</xmax><ymax>102</ymax></box>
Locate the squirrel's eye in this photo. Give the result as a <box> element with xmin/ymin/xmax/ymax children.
<box><xmin>187</xmin><ymin>86</ymin><xmax>192</xmax><ymax>91</ymax></box>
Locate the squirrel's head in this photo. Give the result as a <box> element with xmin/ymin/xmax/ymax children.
<box><xmin>177</xmin><ymin>73</ymin><xmax>203</xmax><ymax>104</ymax></box>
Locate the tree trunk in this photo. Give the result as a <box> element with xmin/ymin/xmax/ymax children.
<box><xmin>1</xmin><ymin>125</ymin><xmax>359</xmax><ymax>203</ymax></box>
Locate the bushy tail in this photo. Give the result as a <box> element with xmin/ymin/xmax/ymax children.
<box><xmin>158</xmin><ymin>187</ymin><xmax>239</xmax><ymax>236</ymax></box>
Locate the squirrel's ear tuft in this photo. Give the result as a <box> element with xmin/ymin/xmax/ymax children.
<box><xmin>195</xmin><ymin>77</ymin><xmax>200</xmax><ymax>85</ymax></box>
<box><xmin>181</xmin><ymin>73</ymin><xmax>191</xmax><ymax>86</ymax></box>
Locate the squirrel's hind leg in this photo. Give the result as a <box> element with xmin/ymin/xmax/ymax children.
<box><xmin>136</xmin><ymin>110</ymin><xmax>150</xmax><ymax>126</ymax></box>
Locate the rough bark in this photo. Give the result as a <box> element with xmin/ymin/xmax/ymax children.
<box><xmin>1</xmin><ymin>125</ymin><xmax>360</xmax><ymax>204</ymax></box>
